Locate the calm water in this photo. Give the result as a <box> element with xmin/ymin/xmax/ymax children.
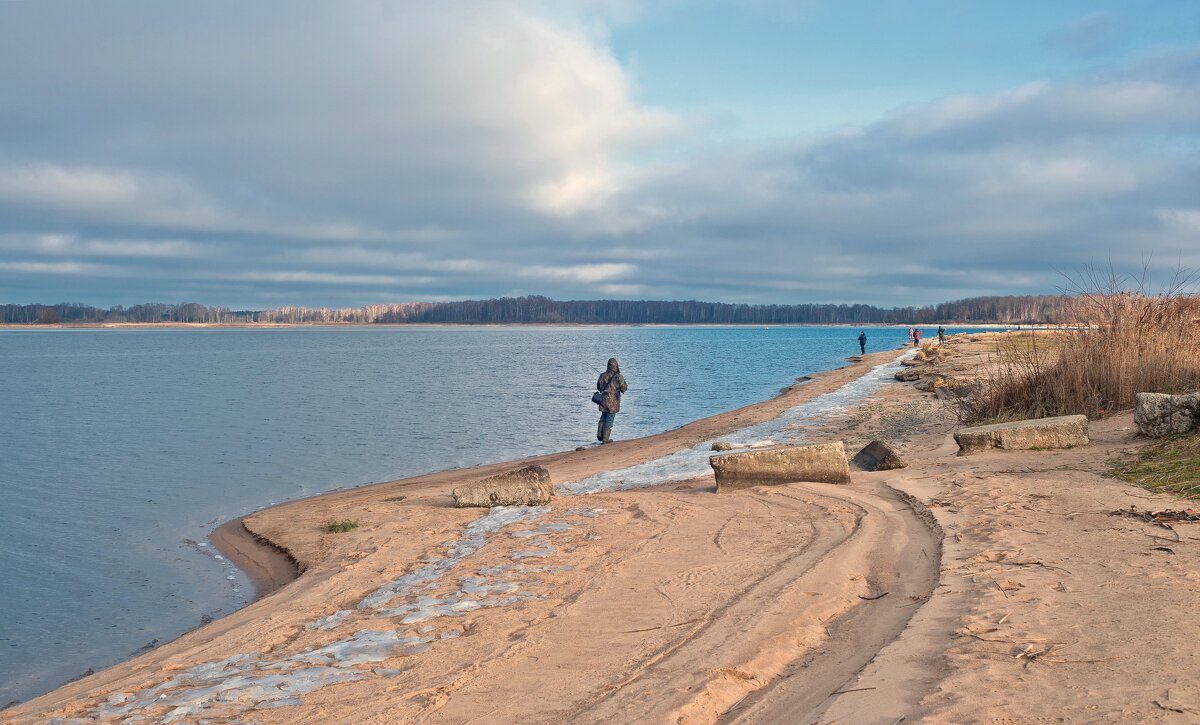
<box><xmin>0</xmin><ymin>325</ymin><xmax>978</xmax><ymax>704</ymax></box>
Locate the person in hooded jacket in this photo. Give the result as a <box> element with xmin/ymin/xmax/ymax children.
<box><xmin>596</xmin><ymin>357</ymin><xmax>628</xmax><ymax>443</ymax></box>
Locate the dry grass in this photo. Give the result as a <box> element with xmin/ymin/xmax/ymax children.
<box><xmin>1109</xmin><ymin>435</ymin><xmax>1200</xmax><ymax>500</ymax></box>
<box><xmin>960</xmin><ymin>269</ymin><xmax>1200</xmax><ymax>422</ymax></box>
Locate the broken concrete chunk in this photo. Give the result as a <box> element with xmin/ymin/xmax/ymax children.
<box><xmin>954</xmin><ymin>415</ymin><xmax>1089</xmax><ymax>455</ymax></box>
<box><xmin>711</xmin><ymin>441</ymin><xmax>735</xmax><ymax>452</ymax></box>
<box><xmin>852</xmin><ymin>440</ymin><xmax>907</xmax><ymax>471</ymax></box>
<box><xmin>710</xmin><ymin>442</ymin><xmax>850</xmax><ymax>492</ymax></box>
<box><xmin>1134</xmin><ymin>391</ymin><xmax>1200</xmax><ymax>437</ymax></box>
<box><xmin>913</xmin><ymin>376</ymin><xmax>946</xmax><ymax>392</ymax></box>
<box><xmin>452</xmin><ymin>465</ymin><xmax>553</xmax><ymax>507</ymax></box>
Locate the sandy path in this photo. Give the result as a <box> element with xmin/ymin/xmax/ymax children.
<box><xmin>820</xmin><ymin>414</ymin><xmax>1200</xmax><ymax>724</ymax></box>
<box><xmin>814</xmin><ymin>336</ymin><xmax>1200</xmax><ymax>723</ymax></box>
<box><xmin>721</xmin><ymin>480</ymin><xmax>938</xmax><ymax>724</ymax></box>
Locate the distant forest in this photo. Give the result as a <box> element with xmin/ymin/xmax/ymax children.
<box><xmin>2</xmin><ymin>295</ymin><xmax>1071</xmax><ymax>325</ymax></box>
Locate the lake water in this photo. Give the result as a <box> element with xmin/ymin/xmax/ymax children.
<box><xmin>0</xmin><ymin>325</ymin><xmax>985</xmax><ymax>704</ymax></box>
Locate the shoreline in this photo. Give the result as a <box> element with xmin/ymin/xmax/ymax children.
<box><xmin>14</xmin><ymin>332</ymin><xmax>1196</xmax><ymax>722</ymax></box>
<box><xmin>3</xmin><ymin>347</ymin><xmax>905</xmax><ymax>718</ymax></box>
<box><xmin>209</xmin><ymin>347</ymin><xmax>906</xmax><ymax>601</ymax></box>
<box><xmin>209</xmin><ymin>520</ymin><xmax>303</xmax><ymax>597</ymax></box>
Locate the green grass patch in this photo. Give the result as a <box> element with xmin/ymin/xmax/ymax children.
<box><xmin>1109</xmin><ymin>435</ymin><xmax>1200</xmax><ymax>500</ymax></box>
<box><xmin>325</xmin><ymin>519</ymin><xmax>359</xmax><ymax>533</ymax></box>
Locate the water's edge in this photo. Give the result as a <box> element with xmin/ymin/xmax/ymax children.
<box><xmin>211</xmin><ymin>348</ymin><xmax>908</xmax><ymax>601</ymax></box>
<box><xmin>0</xmin><ymin>348</ymin><xmax>905</xmax><ymax>713</ymax></box>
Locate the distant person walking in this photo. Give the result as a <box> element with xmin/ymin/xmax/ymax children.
<box><xmin>595</xmin><ymin>357</ymin><xmax>628</xmax><ymax>444</ymax></box>
<box><xmin>913</xmin><ymin>328</ymin><xmax>922</xmax><ymax>347</ymax></box>
<box><xmin>857</xmin><ymin>330</ymin><xmax>867</xmax><ymax>355</ymax></box>
<box><xmin>937</xmin><ymin>326</ymin><xmax>946</xmax><ymax>345</ymax></box>
<box><xmin>907</xmin><ymin>327</ymin><xmax>914</xmax><ymax>343</ymax></box>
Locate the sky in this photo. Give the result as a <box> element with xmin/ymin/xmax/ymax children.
<box><xmin>1</xmin><ymin>0</ymin><xmax>1198</xmax><ymax>308</ymax></box>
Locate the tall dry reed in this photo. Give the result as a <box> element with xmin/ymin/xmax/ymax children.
<box><xmin>963</xmin><ymin>270</ymin><xmax>1200</xmax><ymax>422</ymax></box>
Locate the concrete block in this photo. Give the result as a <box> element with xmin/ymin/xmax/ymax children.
<box><xmin>710</xmin><ymin>442</ymin><xmax>850</xmax><ymax>492</ymax></box>
<box><xmin>453</xmin><ymin>465</ymin><xmax>553</xmax><ymax>507</ymax></box>
<box><xmin>954</xmin><ymin>415</ymin><xmax>1089</xmax><ymax>455</ymax></box>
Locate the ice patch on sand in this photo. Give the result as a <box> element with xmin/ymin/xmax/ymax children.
<box><xmin>306</xmin><ymin>609</ymin><xmax>353</xmax><ymax>631</ymax></box>
<box><xmin>360</xmin><ymin>506</ymin><xmax>548</xmax><ymax>610</ymax></box>
<box><xmin>89</xmin><ymin>505</ymin><xmax>593</xmax><ymax>721</ymax></box>
<box><xmin>510</xmin><ymin>523</ymin><xmax>571</xmax><ymax>537</ymax></box>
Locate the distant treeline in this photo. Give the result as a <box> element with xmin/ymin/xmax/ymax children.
<box><xmin>2</xmin><ymin>295</ymin><xmax>1072</xmax><ymax>325</ymax></box>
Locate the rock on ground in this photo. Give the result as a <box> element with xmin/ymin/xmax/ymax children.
<box><xmin>913</xmin><ymin>377</ymin><xmax>945</xmax><ymax>392</ymax></box>
<box><xmin>1134</xmin><ymin>391</ymin><xmax>1200</xmax><ymax>437</ymax></box>
<box><xmin>711</xmin><ymin>441</ymin><xmax>735</xmax><ymax>451</ymax></box>
<box><xmin>710</xmin><ymin>442</ymin><xmax>850</xmax><ymax>492</ymax></box>
<box><xmin>954</xmin><ymin>415</ymin><xmax>1089</xmax><ymax>455</ymax></box>
<box><xmin>452</xmin><ymin>465</ymin><xmax>553</xmax><ymax>507</ymax></box>
<box><xmin>852</xmin><ymin>440</ymin><xmax>907</xmax><ymax>471</ymax></box>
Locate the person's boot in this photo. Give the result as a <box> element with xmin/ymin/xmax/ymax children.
<box><xmin>601</xmin><ymin>426</ymin><xmax>612</xmax><ymax>443</ymax></box>
<box><xmin>597</xmin><ymin>420</ymin><xmax>605</xmax><ymax>442</ymax></box>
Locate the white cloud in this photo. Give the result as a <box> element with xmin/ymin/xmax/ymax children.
<box><xmin>891</xmin><ymin>82</ymin><xmax>1050</xmax><ymax>139</ymax></box>
<box><xmin>595</xmin><ymin>283</ymin><xmax>642</xmax><ymax>295</ymax></box>
<box><xmin>0</xmin><ymin>166</ymin><xmax>142</xmax><ymax>208</ymax></box>
<box><xmin>522</xmin><ymin>263</ymin><xmax>635</xmax><ymax>283</ymax></box>
<box><xmin>233</xmin><ymin>271</ymin><xmax>434</xmax><ymax>286</ymax></box>
<box><xmin>0</xmin><ymin>260</ymin><xmax>125</xmax><ymax>276</ymax></box>
<box><xmin>15</xmin><ymin>234</ymin><xmax>210</xmax><ymax>259</ymax></box>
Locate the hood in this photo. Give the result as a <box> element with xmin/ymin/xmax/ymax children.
<box><xmin>607</xmin><ymin>358</ymin><xmax>620</xmax><ymax>373</ymax></box>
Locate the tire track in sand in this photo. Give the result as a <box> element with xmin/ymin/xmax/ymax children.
<box><xmin>718</xmin><ymin>480</ymin><xmax>941</xmax><ymax>724</ymax></box>
<box><xmin>601</xmin><ymin>479</ymin><xmax>940</xmax><ymax>725</ymax></box>
<box><xmin>423</xmin><ymin>478</ymin><xmax>939</xmax><ymax>724</ymax></box>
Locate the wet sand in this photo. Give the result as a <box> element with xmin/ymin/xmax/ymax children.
<box><xmin>7</xmin><ymin>337</ymin><xmax>1200</xmax><ymax>723</ymax></box>
<box><xmin>209</xmin><ymin>521</ymin><xmax>301</xmax><ymax>598</ymax></box>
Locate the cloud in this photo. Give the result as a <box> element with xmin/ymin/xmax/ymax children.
<box><xmin>233</xmin><ymin>271</ymin><xmax>435</xmax><ymax>287</ymax></box>
<box><xmin>7</xmin><ymin>234</ymin><xmax>210</xmax><ymax>259</ymax></box>
<box><xmin>595</xmin><ymin>283</ymin><xmax>643</xmax><ymax>295</ymax></box>
<box><xmin>0</xmin><ymin>3</ymin><xmax>1197</xmax><ymax>307</ymax></box>
<box><xmin>0</xmin><ymin>260</ymin><xmax>125</xmax><ymax>276</ymax></box>
<box><xmin>522</xmin><ymin>263</ymin><xmax>636</xmax><ymax>283</ymax></box>
<box><xmin>0</xmin><ymin>1</ymin><xmax>676</xmax><ymax>233</ymax></box>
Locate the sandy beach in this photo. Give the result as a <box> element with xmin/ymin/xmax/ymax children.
<box><xmin>6</xmin><ymin>336</ymin><xmax>1200</xmax><ymax>724</ymax></box>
